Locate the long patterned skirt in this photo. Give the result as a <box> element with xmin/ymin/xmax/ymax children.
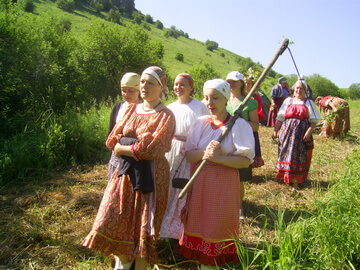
<box><xmin>179</xmin><ymin>163</ymin><xmax>241</xmax><ymax>266</ymax></box>
<box><xmin>160</xmin><ymin>139</ymin><xmax>189</xmax><ymax>240</ymax></box>
<box><xmin>276</xmin><ymin>118</ymin><xmax>314</xmax><ymax>184</ymax></box>
<box><xmin>82</xmin><ymin>158</ymin><xmax>169</xmax><ymax>265</ymax></box>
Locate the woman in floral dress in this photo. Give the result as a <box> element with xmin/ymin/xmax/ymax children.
<box><xmin>83</xmin><ymin>66</ymin><xmax>176</xmax><ymax>270</ymax></box>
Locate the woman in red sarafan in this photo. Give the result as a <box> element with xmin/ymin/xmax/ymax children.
<box><xmin>272</xmin><ymin>80</ymin><xmax>321</xmax><ymax>189</ymax></box>
<box><xmin>179</xmin><ymin>78</ymin><xmax>255</xmax><ymax>269</ymax></box>
<box><xmin>83</xmin><ymin>66</ymin><xmax>176</xmax><ymax>270</ymax></box>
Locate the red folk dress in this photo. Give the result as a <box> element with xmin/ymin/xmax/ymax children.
<box><xmin>179</xmin><ymin>115</ymin><xmax>255</xmax><ymax>267</ymax></box>
<box><xmin>83</xmin><ymin>103</ymin><xmax>175</xmax><ymax>265</ymax></box>
<box><xmin>276</xmin><ymin>98</ymin><xmax>313</xmax><ymax>184</ymax></box>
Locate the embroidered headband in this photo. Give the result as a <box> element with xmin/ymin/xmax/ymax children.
<box><xmin>142</xmin><ymin>67</ymin><xmax>163</xmax><ymax>87</ymax></box>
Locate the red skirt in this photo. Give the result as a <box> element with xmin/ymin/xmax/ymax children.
<box><xmin>180</xmin><ymin>163</ymin><xmax>241</xmax><ymax>266</ymax></box>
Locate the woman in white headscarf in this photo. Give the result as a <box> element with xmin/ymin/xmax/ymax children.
<box><xmin>179</xmin><ymin>79</ymin><xmax>255</xmax><ymax>269</ymax></box>
<box><xmin>160</xmin><ymin>73</ymin><xmax>209</xmax><ymax>261</ymax></box>
<box><xmin>83</xmin><ymin>66</ymin><xmax>176</xmax><ymax>270</ymax></box>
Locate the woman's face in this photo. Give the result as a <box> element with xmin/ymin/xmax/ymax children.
<box><xmin>203</xmin><ymin>88</ymin><xmax>227</xmax><ymax>116</ymax></box>
<box><xmin>121</xmin><ymin>87</ymin><xmax>140</xmax><ymax>104</ymax></box>
<box><xmin>227</xmin><ymin>79</ymin><xmax>244</xmax><ymax>93</ymax></box>
<box><xmin>244</xmin><ymin>78</ymin><xmax>254</xmax><ymax>92</ymax></box>
<box><xmin>140</xmin><ymin>74</ymin><xmax>163</xmax><ymax>102</ymax></box>
<box><xmin>174</xmin><ymin>76</ymin><xmax>193</xmax><ymax>99</ymax></box>
<box><xmin>294</xmin><ymin>82</ymin><xmax>306</xmax><ymax>100</ymax></box>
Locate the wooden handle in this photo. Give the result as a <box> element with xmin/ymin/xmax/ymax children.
<box><xmin>178</xmin><ymin>38</ymin><xmax>289</xmax><ymax>200</ymax></box>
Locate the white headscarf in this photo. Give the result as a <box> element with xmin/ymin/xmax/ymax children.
<box><xmin>203</xmin><ymin>78</ymin><xmax>231</xmax><ymax>100</ymax></box>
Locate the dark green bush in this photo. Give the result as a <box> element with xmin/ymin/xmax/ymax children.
<box><xmin>205</xmin><ymin>40</ymin><xmax>218</xmax><ymax>51</ymax></box>
<box><xmin>189</xmin><ymin>63</ymin><xmax>220</xmax><ymax>100</ymax></box>
<box><xmin>145</xmin><ymin>14</ymin><xmax>153</xmax><ymax>24</ymax></box>
<box><xmin>348</xmin><ymin>83</ymin><xmax>360</xmax><ymax>100</ymax></box>
<box><xmin>0</xmin><ymin>105</ymin><xmax>111</xmax><ymax>185</ymax></box>
<box><xmin>94</xmin><ymin>3</ymin><xmax>103</xmax><ymax>13</ymax></box>
<box><xmin>20</xmin><ymin>0</ymin><xmax>34</xmax><ymax>12</ymax></box>
<box><xmin>56</xmin><ymin>0</ymin><xmax>75</xmax><ymax>13</ymax></box>
<box><xmin>175</xmin><ymin>52</ymin><xmax>184</xmax><ymax>62</ymax></box>
<box><xmin>155</xmin><ymin>20</ymin><xmax>163</xmax><ymax>29</ymax></box>
<box><xmin>107</xmin><ymin>8</ymin><xmax>122</xmax><ymax>24</ymax></box>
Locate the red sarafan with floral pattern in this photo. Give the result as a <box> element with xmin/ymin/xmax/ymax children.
<box><xmin>83</xmin><ymin>103</ymin><xmax>175</xmax><ymax>264</ymax></box>
<box><xmin>277</xmin><ymin>98</ymin><xmax>312</xmax><ymax>183</ymax></box>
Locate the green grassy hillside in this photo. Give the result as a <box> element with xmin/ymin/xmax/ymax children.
<box><xmin>32</xmin><ymin>0</ymin><xmax>279</xmax><ymax>94</ymax></box>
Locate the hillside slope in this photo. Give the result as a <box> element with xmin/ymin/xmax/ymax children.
<box><xmin>32</xmin><ymin>0</ymin><xmax>279</xmax><ymax>93</ymax></box>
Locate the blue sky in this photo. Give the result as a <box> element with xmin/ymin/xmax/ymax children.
<box><xmin>135</xmin><ymin>0</ymin><xmax>359</xmax><ymax>88</ymax></box>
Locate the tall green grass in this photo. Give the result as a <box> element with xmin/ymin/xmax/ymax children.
<box><xmin>234</xmin><ymin>147</ymin><xmax>360</xmax><ymax>269</ymax></box>
<box><xmin>0</xmin><ymin>103</ymin><xmax>111</xmax><ymax>185</ymax></box>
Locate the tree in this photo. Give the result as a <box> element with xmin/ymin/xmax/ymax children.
<box><xmin>133</xmin><ymin>12</ymin><xmax>142</xmax><ymax>24</ymax></box>
<box><xmin>144</xmin><ymin>14</ymin><xmax>153</xmax><ymax>24</ymax></box>
<box><xmin>119</xmin><ymin>0</ymin><xmax>134</xmax><ymax>14</ymax></box>
<box><xmin>306</xmin><ymin>74</ymin><xmax>341</xmax><ymax>98</ymax></box>
<box><xmin>205</xmin><ymin>40</ymin><xmax>218</xmax><ymax>51</ymax></box>
<box><xmin>189</xmin><ymin>63</ymin><xmax>220</xmax><ymax>100</ymax></box>
<box><xmin>56</xmin><ymin>0</ymin><xmax>75</xmax><ymax>13</ymax></box>
<box><xmin>164</xmin><ymin>26</ymin><xmax>181</xmax><ymax>39</ymax></box>
<box><xmin>75</xmin><ymin>22</ymin><xmax>164</xmax><ymax>103</ymax></box>
<box><xmin>155</xmin><ymin>20</ymin><xmax>163</xmax><ymax>30</ymax></box>
<box><xmin>348</xmin><ymin>83</ymin><xmax>360</xmax><ymax>99</ymax></box>
<box><xmin>107</xmin><ymin>8</ymin><xmax>122</xmax><ymax>24</ymax></box>
<box><xmin>175</xmin><ymin>52</ymin><xmax>184</xmax><ymax>62</ymax></box>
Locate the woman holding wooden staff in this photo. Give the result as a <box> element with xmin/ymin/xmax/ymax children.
<box><xmin>179</xmin><ymin>78</ymin><xmax>255</xmax><ymax>269</ymax></box>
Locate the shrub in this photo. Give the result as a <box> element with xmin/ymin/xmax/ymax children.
<box><xmin>155</xmin><ymin>20</ymin><xmax>163</xmax><ymax>29</ymax></box>
<box><xmin>175</xmin><ymin>52</ymin><xmax>184</xmax><ymax>62</ymax></box>
<box><xmin>141</xmin><ymin>22</ymin><xmax>151</xmax><ymax>31</ymax></box>
<box><xmin>189</xmin><ymin>63</ymin><xmax>220</xmax><ymax>100</ymax></box>
<box><xmin>0</xmin><ymin>105</ymin><xmax>111</xmax><ymax>185</ymax></box>
<box><xmin>60</xmin><ymin>18</ymin><xmax>72</xmax><ymax>31</ymax></box>
<box><xmin>133</xmin><ymin>13</ymin><xmax>142</xmax><ymax>24</ymax></box>
<box><xmin>94</xmin><ymin>2</ymin><xmax>103</xmax><ymax>13</ymax></box>
<box><xmin>107</xmin><ymin>8</ymin><xmax>122</xmax><ymax>24</ymax></box>
<box><xmin>56</xmin><ymin>0</ymin><xmax>75</xmax><ymax>13</ymax></box>
<box><xmin>144</xmin><ymin>14</ymin><xmax>153</xmax><ymax>24</ymax></box>
<box><xmin>348</xmin><ymin>83</ymin><xmax>360</xmax><ymax>99</ymax></box>
<box><xmin>20</xmin><ymin>0</ymin><xmax>34</xmax><ymax>12</ymax></box>
<box><xmin>205</xmin><ymin>40</ymin><xmax>218</xmax><ymax>51</ymax></box>
<box><xmin>306</xmin><ymin>74</ymin><xmax>341</xmax><ymax>98</ymax></box>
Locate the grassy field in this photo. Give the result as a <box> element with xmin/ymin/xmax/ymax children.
<box><xmin>1</xmin><ymin>100</ymin><xmax>359</xmax><ymax>269</ymax></box>
<box><xmin>1</xmin><ymin>1</ymin><xmax>358</xmax><ymax>269</ymax></box>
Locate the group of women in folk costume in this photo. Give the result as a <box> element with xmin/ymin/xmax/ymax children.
<box><xmin>83</xmin><ymin>66</ymin><xmax>323</xmax><ymax>269</ymax></box>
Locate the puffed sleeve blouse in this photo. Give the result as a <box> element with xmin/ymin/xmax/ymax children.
<box><xmin>185</xmin><ymin>115</ymin><xmax>255</xmax><ymax>162</ymax></box>
<box><xmin>276</xmin><ymin>97</ymin><xmax>322</xmax><ymax>123</ymax></box>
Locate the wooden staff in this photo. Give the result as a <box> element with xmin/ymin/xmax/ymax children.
<box><xmin>178</xmin><ymin>38</ymin><xmax>289</xmax><ymax>200</ymax></box>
